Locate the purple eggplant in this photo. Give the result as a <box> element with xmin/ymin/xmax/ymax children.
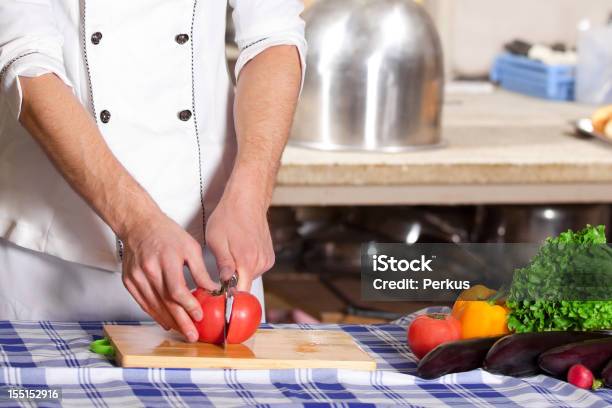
<box><xmin>603</xmin><ymin>359</ymin><xmax>612</xmax><ymax>388</ymax></box>
<box><xmin>417</xmin><ymin>336</ymin><xmax>502</xmax><ymax>379</ymax></box>
<box><xmin>484</xmin><ymin>331</ymin><xmax>610</xmax><ymax>377</ymax></box>
<box><xmin>538</xmin><ymin>337</ymin><xmax>612</xmax><ymax>378</ymax></box>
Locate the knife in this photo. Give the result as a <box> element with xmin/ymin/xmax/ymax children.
<box><xmin>222</xmin><ymin>274</ymin><xmax>238</xmax><ymax>349</ymax></box>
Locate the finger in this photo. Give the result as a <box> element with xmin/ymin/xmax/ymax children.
<box><xmin>260</xmin><ymin>258</ymin><xmax>275</xmax><ymax>276</ymax></box>
<box><xmin>131</xmin><ymin>270</ymin><xmax>177</xmax><ymax>331</ymax></box>
<box><xmin>185</xmin><ymin>243</ymin><xmax>221</xmax><ymax>291</ymax></box>
<box><xmin>266</xmin><ymin>234</ymin><xmax>276</xmax><ymax>271</ymax></box>
<box><xmin>165</xmin><ymin>300</ymin><xmax>199</xmax><ymax>343</ymax></box>
<box><xmin>122</xmin><ymin>276</ymin><xmax>154</xmax><ymax>320</ymax></box>
<box><xmin>138</xmin><ymin>260</ymin><xmax>178</xmax><ymax>330</ymax></box>
<box><xmin>229</xmin><ymin>242</ymin><xmax>256</xmax><ymax>292</ymax></box>
<box><xmin>260</xmin><ymin>237</ymin><xmax>276</xmax><ymax>275</ymax></box>
<box><xmin>207</xmin><ymin>238</ymin><xmax>236</xmax><ymax>283</ymax></box>
<box><xmin>123</xmin><ymin>274</ymin><xmax>172</xmax><ymax>331</ymax></box>
<box><xmin>266</xmin><ymin>249</ymin><xmax>276</xmax><ymax>272</ymax></box>
<box><xmin>161</xmin><ymin>257</ymin><xmax>204</xmax><ymax>324</ymax></box>
<box><xmin>235</xmin><ymin>266</ymin><xmax>253</xmax><ymax>292</ymax></box>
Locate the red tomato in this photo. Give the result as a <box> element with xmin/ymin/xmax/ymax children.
<box><xmin>192</xmin><ymin>288</ymin><xmax>225</xmax><ymax>344</ymax></box>
<box><xmin>407</xmin><ymin>313</ymin><xmax>461</xmax><ymax>359</ymax></box>
<box><xmin>191</xmin><ymin>288</ymin><xmax>262</xmax><ymax>345</ymax></box>
<box><xmin>227</xmin><ymin>292</ymin><xmax>262</xmax><ymax>344</ymax></box>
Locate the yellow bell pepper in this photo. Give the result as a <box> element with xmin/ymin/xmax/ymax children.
<box><xmin>451</xmin><ymin>285</ymin><xmax>511</xmax><ymax>339</ymax></box>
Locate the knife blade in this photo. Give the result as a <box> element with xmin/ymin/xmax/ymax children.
<box><xmin>222</xmin><ymin>274</ymin><xmax>238</xmax><ymax>349</ymax></box>
<box><xmin>223</xmin><ymin>291</ymin><xmax>229</xmax><ymax>349</ymax></box>
<box><xmin>224</xmin><ymin>292</ymin><xmax>234</xmax><ymax>348</ymax></box>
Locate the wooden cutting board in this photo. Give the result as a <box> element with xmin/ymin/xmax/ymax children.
<box><xmin>103</xmin><ymin>325</ymin><xmax>376</xmax><ymax>370</ymax></box>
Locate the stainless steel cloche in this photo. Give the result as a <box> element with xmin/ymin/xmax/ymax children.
<box><xmin>291</xmin><ymin>0</ymin><xmax>444</xmax><ymax>151</ymax></box>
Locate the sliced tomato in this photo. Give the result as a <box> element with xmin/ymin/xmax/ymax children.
<box><xmin>192</xmin><ymin>288</ymin><xmax>225</xmax><ymax>344</ymax></box>
<box><xmin>191</xmin><ymin>288</ymin><xmax>261</xmax><ymax>345</ymax></box>
<box><xmin>226</xmin><ymin>291</ymin><xmax>262</xmax><ymax>344</ymax></box>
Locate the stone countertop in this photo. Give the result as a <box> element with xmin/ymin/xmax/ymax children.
<box><xmin>277</xmin><ymin>89</ymin><xmax>612</xmax><ymax>186</ymax></box>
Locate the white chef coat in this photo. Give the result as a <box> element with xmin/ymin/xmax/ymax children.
<box><xmin>0</xmin><ymin>0</ymin><xmax>306</xmax><ymax>272</ymax></box>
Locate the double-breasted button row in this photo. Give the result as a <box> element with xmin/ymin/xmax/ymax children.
<box><xmin>92</xmin><ymin>32</ymin><xmax>188</xmax><ymax>46</ymax></box>
<box><xmin>91</xmin><ymin>32</ymin><xmax>106</xmax><ymax>122</ymax></box>
<box><xmin>98</xmin><ymin>109</ymin><xmax>192</xmax><ymax>124</ymax></box>
<box><xmin>176</xmin><ymin>34</ymin><xmax>191</xmax><ymax>122</ymax></box>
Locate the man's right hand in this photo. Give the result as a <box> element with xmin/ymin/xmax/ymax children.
<box><xmin>120</xmin><ymin>213</ymin><xmax>220</xmax><ymax>342</ymax></box>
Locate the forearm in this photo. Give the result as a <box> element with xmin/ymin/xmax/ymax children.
<box><xmin>229</xmin><ymin>45</ymin><xmax>302</xmax><ymax>209</ymax></box>
<box><xmin>19</xmin><ymin>73</ymin><xmax>159</xmax><ymax>239</ymax></box>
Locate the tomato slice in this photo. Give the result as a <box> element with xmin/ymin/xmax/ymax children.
<box><xmin>226</xmin><ymin>292</ymin><xmax>262</xmax><ymax>344</ymax></box>
<box><xmin>192</xmin><ymin>288</ymin><xmax>225</xmax><ymax>344</ymax></box>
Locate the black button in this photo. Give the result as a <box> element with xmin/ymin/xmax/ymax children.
<box><xmin>178</xmin><ymin>110</ymin><xmax>192</xmax><ymax>121</ymax></box>
<box><xmin>175</xmin><ymin>34</ymin><xmax>189</xmax><ymax>44</ymax></box>
<box><xmin>91</xmin><ymin>32</ymin><xmax>103</xmax><ymax>45</ymax></box>
<box><xmin>100</xmin><ymin>110</ymin><xmax>111</xmax><ymax>123</ymax></box>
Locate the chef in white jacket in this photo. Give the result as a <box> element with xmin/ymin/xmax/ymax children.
<box><xmin>0</xmin><ymin>1</ymin><xmax>305</xmax><ymax>342</ymax></box>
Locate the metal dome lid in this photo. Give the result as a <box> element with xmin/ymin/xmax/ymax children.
<box><xmin>291</xmin><ymin>0</ymin><xmax>444</xmax><ymax>152</ymax></box>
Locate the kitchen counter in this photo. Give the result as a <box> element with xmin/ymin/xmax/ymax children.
<box><xmin>274</xmin><ymin>89</ymin><xmax>612</xmax><ymax>205</ymax></box>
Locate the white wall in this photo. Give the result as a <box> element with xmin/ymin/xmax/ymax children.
<box><xmin>424</xmin><ymin>0</ymin><xmax>612</xmax><ymax>78</ymax></box>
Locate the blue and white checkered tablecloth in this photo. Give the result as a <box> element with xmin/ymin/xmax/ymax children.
<box><xmin>1</xmin><ymin>307</ymin><xmax>611</xmax><ymax>407</ymax></box>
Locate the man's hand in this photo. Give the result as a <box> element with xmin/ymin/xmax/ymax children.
<box><xmin>121</xmin><ymin>212</ymin><xmax>220</xmax><ymax>342</ymax></box>
<box><xmin>206</xmin><ymin>45</ymin><xmax>301</xmax><ymax>289</ymax></box>
<box><xmin>206</xmin><ymin>169</ymin><xmax>275</xmax><ymax>292</ymax></box>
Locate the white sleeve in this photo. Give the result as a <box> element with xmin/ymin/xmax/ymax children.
<box><xmin>0</xmin><ymin>0</ymin><xmax>74</xmax><ymax>119</ymax></box>
<box><xmin>229</xmin><ymin>0</ymin><xmax>307</xmax><ymax>87</ymax></box>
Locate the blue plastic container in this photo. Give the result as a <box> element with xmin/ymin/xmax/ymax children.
<box><xmin>490</xmin><ymin>53</ymin><xmax>576</xmax><ymax>101</ymax></box>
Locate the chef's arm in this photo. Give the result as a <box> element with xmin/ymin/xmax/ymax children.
<box><xmin>18</xmin><ymin>74</ymin><xmax>218</xmax><ymax>342</ymax></box>
<box><xmin>206</xmin><ymin>45</ymin><xmax>302</xmax><ymax>291</ymax></box>
<box><xmin>19</xmin><ymin>75</ymin><xmax>157</xmax><ymax>241</ymax></box>
<box><xmin>234</xmin><ymin>45</ymin><xmax>301</xmax><ymax>206</ymax></box>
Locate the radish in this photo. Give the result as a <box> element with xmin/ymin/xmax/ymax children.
<box><xmin>567</xmin><ymin>364</ymin><xmax>594</xmax><ymax>389</ymax></box>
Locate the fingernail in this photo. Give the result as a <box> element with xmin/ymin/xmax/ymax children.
<box><xmin>187</xmin><ymin>330</ymin><xmax>198</xmax><ymax>343</ymax></box>
<box><xmin>192</xmin><ymin>309</ymin><xmax>203</xmax><ymax>322</ymax></box>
